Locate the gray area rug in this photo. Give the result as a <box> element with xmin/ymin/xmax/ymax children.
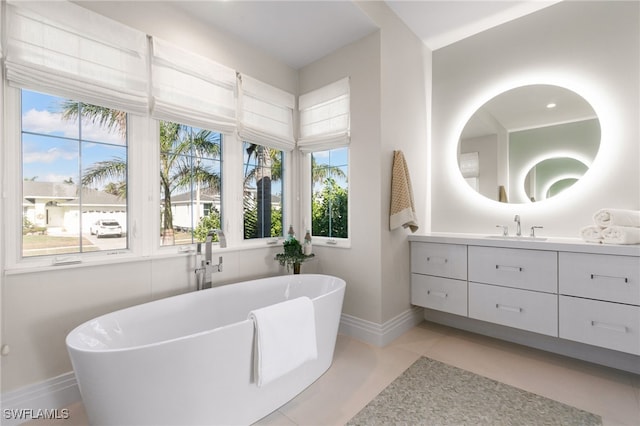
<box><xmin>348</xmin><ymin>357</ymin><xmax>602</xmax><ymax>425</ymax></box>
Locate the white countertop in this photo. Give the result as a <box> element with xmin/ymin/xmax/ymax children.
<box><xmin>408</xmin><ymin>232</ymin><xmax>640</xmax><ymax>256</ymax></box>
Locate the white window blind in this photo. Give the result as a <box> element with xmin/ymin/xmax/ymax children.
<box><xmin>4</xmin><ymin>0</ymin><xmax>148</xmax><ymax>114</ymax></box>
<box><xmin>298</xmin><ymin>77</ymin><xmax>350</xmax><ymax>153</ymax></box>
<box><xmin>459</xmin><ymin>152</ymin><xmax>479</xmax><ymax>178</ymax></box>
<box><xmin>150</xmin><ymin>38</ymin><xmax>237</xmax><ymax>133</ymax></box>
<box><xmin>237</xmin><ymin>73</ymin><xmax>295</xmax><ymax>152</ymax></box>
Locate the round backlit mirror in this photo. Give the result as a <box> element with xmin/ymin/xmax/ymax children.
<box><xmin>458</xmin><ymin>85</ymin><xmax>600</xmax><ymax>203</ymax></box>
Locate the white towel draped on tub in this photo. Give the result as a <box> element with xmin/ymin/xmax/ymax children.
<box><xmin>602</xmin><ymin>226</ymin><xmax>640</xmax><ymax>245</ymax></box>
<box><xmin>390</xmin><ymin>150</ymin><xmax>419</xmax><ymax>233</ymax></box>
<box><xmin>593</xmin><ymin>208</ymin><xmax>640</xmax><ymax>228</ymax></box>
<box><xmin>248</xmin><ymin>297</ymin><xmax>317</xmax><ymax>387</ymax></box>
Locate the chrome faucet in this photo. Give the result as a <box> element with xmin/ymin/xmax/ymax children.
<box><xmin>514</xmin><ymin>215</ymin><xmax>521</xmax><ymax>236</ymax></box>
<box><xmin>195</xmin><ymin>230</ymin><xmax>223</xmax><ymax>290</ymax></box>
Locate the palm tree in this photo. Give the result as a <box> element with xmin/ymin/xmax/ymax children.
<box><xmin>60</xmin><ymin>100</ymin><xmax>126</xmax><ymax>138</ymax></box>
<box><xmin>160</xmin><ymin>124</ymin><xmax>221</xmax><ymax>245</ymax></box>
<box><xmin>311</xmin><ymin>155</ymin><xmax>346</xmax><ymax>184</ymax></box>
<box><xmin>244</xmin><ymin>144</ymin><xmax>283</xmax><ymax>238</ymax></box>
<box><xmin>60</xmin><ymin>101</ymin><xmax>221</xmax><ymax>245</ymax></box>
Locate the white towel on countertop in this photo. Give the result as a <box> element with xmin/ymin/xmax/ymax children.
<box><xmin>593</xmin><ymin>208</ymin><xmax>640</xmax><ymax>228</ymax></box>
<box><xmin>580</xmin><ymin>225</ymin><xmax>603</xmax><ymax>243</ymax></box>
<box><xmin>601</xmin><ymin>226</ymin><xmax>640</xmax><ymax>245</ymax></box>
<box><xmin>248</xmin><ymin>297</ymin><xmax>317</xmax><ymax>387</ymax></box>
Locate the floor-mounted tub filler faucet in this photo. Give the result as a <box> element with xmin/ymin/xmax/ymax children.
<box><xmin>195</xmin><ymin>230</ymin><xmax>223</xmax><ymax>290</ymax></box>
<box><xmin>514</xmin><ymin>215</ymin><xmax>521</xmax><ymax>236</ymax></box>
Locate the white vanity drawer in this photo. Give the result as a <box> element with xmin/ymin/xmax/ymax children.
<box><xmin>559</xmin><ymin>296</ymin><xmax>640</xmax><ymax>355</ymax></box>
<box><xmin>469</xmin><ymin>282</ymin><xmax>558</xmax><ymax>337</ymax></box>
<box><xmin>411</xmin><ymin>242</ymin><xmax>467</xmax><ymax>280</ymax></box>
<box><xmin>411</xmin><ymin>274</ymin><xmax>467</xmax><ymax>316</ymax></box>
<box><xmin>559</xmin><ymin>252</ymin><xmax>640</xmax><ymax>305</ymax></box>
<box><xmin>468</xmin><ymin>246</ymin><xmax>557</xmax><ymax>293</ymax></box>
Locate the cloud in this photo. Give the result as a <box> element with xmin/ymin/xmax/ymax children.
<box><xmin>23</xmin><ymin>146</ymin><xmax>78</xmax><ymax>164</ymax></box>
<box><xmin>22</xmin><ymin>108</ymin><xmax>125</xmax><ymax>145</ymax></box>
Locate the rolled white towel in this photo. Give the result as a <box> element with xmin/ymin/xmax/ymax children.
<box><xmin>601</xmin><ymin>226</ymin><xmax>640</xmax><ymax>245</ymax></box>
<box><xmin>580</xmin><ymin>225</ymin><xmax>603</xmax><ymax>243</ymax></box>
<box><xmin>593</xmin><ymin>208</ymin><xmax>640</xmax><ymax>228</ymax></box>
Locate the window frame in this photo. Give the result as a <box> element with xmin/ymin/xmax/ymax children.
<box><xmin>301</xmin><ymin>149</ymin><xmax>351</xmax><ymax>249</ymax></box>
<box><xmin>2</xmin><ymin>92</ymin><xmax>295</xmax><ymax>271</ymax></box>
<box><xmin>4</xmin><ymin>85</ymin><xmax>140</xmax><ymax>269</ymax></box>
<box><xmin>156</xmin><ymin>120</ymin><xmax>224</xmax><ymax>249</ymax></box>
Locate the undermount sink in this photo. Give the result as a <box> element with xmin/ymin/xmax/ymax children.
<box><xmin>485</xmin><ymin>235</ymin><xmax>548</xmax><ymax>241</ymax></box>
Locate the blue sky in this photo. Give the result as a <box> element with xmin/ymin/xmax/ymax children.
<box><xmin>21</xmin><ymin>89</ymin><xmax>348</xmax><ymax>193</ymax></box>
<box><xmin>21</xmin><ymin>90</ymin><xmax>126</xmax><ymax>187</ymax></box>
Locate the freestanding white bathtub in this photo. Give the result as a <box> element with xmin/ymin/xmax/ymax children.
<box><xmin>66</xmin><ymin>274</ymin><xmax>345</xmax><ymax>425</ymax></box>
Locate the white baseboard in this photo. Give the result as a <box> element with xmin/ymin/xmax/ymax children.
<box><xmin>339</xmin><ymin>306</ymin><xmax>424</xmax><ymax>347</ymax></box>
<box><xmin>1</xmin><ymin>372</ymin><xmax>80</xmax><ymax>426</ymax></box>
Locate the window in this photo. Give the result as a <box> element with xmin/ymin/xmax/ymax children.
<box><xmin>311</xmin><ymin>147</ymin><xmax>348</xmax><ymax>239</ymax></box>
<box><xmin>21</xmin><ymin>89</ymin><xmax>128</xmax><ymax>257</ymax></box>
<box><xmin>159</xmin><ymin>121</ymin><xmax>222</xmax><ymax>246</ymax></box>
<box><xmin>299</xmin><ymin>78</ymin><xmax>350</xmax><ymax>242</ymax></box>
<box><xmin>243</xmin><ymin>142</ymin><xmax>284</xmax><ymax>239</ymax></box>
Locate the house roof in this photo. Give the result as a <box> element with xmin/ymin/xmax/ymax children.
<box><xmin>22</xmin><ymin>181</ymin><xmax>126</xmax><ymax>206</ymax></box>
<box><xmin>170</xmin><ymin>187</ymin><xmax>220</xmax><ymax>204</ymax></box>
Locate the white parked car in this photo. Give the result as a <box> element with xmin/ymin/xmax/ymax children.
<box><xmin>90</xmin><ymin>219</ymin><xmax>122</xmax><ymax>238</ymax></box>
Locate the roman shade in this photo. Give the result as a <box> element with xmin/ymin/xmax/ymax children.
<box><xmin>150</xmin><ymin>37</ymin><xmax>237</xmax><ymax>133</ymax></box>
<box><xmin>237</xmin><ymin>73</ymin><xmax>296</xmax><ymax>152</ymax></box>
<box><xmin>298</xmin><ymin>77</ymin><xmax>350</xmax><ymax>153</ymax></box>
<box><xmin>4</xmin><ymin>0</ymin><xmax>148</xmax><ymax>114</ymax></box>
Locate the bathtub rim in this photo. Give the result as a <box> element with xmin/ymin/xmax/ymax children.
<box><xmin>66</xmin><ymin>274</ymin><xmax>346</xmax><ymax>354</ymax></box>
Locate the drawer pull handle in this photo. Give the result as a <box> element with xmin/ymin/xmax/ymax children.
<box><xmin>590</xmin><ymin>274</ymin><xmax>629</xmax><ymax>283</ymax></box>
<box><xmin>495</xmin><ymin>303</ymin><xmax>523</xmax><ymax>313</ymax></box>
<box><xmin>427</xmin><ymin>290</ymin><xmax>448</xmax><ymax>298</ymax></box>
<box><xmin>590</xmin><ymin>320</ymin><xmax>628</xmax><ymax>333</ymax></box>
<box><xmin>426</xmin><ymin>257</ymin><xmax>448</xmax><ymax>264</ymax></box>
<box><xmin>495</xmin><ymin>265</ymin><xmax>523</xmax><ymax>272</ymax></box>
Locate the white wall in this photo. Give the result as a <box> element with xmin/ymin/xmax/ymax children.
<box><xmin>299</xmin><ymin>32</ymin><xmax>383</xmax><ymax>323</ymax></box>
<box><xmin>360</xmin><ymin>2</ymin><xmax>429</xmax><ymax>323</ymax></box>
<box><xmin>297</xmin><ymin>2</ymin><xmax>429</xmax><ymax>325</ymax></box>
<box><xmin>431</xmin><ymin>1</ymin><xmax>640</xmax><ymax>237</ymax></box>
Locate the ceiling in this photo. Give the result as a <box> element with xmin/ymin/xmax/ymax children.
<box><xmin>172</xmin><ymin>1</ymin><xmax>560</xmax><ymax>69</ymax></box>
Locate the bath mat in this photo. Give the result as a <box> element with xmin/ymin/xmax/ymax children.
<box><xmin>347</xmin><ymin>357</ymin><xmax>602</xmax><ymax>425</ymax></box>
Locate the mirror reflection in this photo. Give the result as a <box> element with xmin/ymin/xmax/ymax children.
<box><xmin>458</xmin><ymin>85</ymin><xmax>600</xmax><ymax>203</ymax></box>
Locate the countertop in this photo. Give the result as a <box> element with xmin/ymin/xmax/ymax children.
<box><xmin>408</xmin><ymin>232</ymin><xmax>640</xmax><ymax>257</ymax></box>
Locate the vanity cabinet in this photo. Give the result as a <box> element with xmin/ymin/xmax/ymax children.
<box><xmin>558</xmin><ymin>252</ymin><xmax>640</xmax><ymax>355</ymax></box>
<box><xmin>469</xmin><ymin>282</ymin><xmax>558</xmax><ymax>336</ymax></box>
<box><xmin>409</xmin><ymin>234</ymin><xmax>640</xmax><ymax>369</ymax></box>
<box><xmin>410</xmin><ymin>242</ymin><xmax>468</xmax><ymax>316</ymax></box>
<box><xmin>467</xmin><ymin>246</ymin><xmax>558</xmax><ymax>336</ymax></box>
<box><xmin>468</xmin><ymin>246</ymin><xmax>557</xmax><ymax>293</ymax></box>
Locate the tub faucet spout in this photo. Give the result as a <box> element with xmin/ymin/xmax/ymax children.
<box><xmin>195</xmin><ymin>231</ymin><xmax>222</xmax><ymax>290</ymax></box>
<box><xmin>205</xmin><ymin>230</ymin><xmax>214</xmax><ymax>265</ymax></box>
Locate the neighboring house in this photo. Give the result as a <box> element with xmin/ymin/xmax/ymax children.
<box><xmin>22</xmin><ymin>181</ymin><xmax>127</xmax><ymax>235</ymax></box>
<box><xmin>167</xmin><ymin>187</ymin><xmax>220</xmax><ymax>232</ymax></box>
<box><xmin>168</xmin><ymin>187</ymin><xmax>282</xmax><ymax>232</ymax></box>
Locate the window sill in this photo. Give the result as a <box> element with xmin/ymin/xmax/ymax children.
<box><xmin>4</xmin><ymin>240</ymin><xmax>283</xmax><ymax>275</ymax></box>
<box><xmin>312</xmin><ymin>237</ymin><xmax>351</xmax><ymax>249</ymax></box>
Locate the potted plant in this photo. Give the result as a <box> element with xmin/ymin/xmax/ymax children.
<box><xmin>275</xmin><ymin>237</ymin><xmax>313</xmax><ymax>274</ymax></box>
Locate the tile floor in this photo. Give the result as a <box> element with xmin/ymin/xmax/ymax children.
<box><xmin>26</xmin><ymin>321</ymin><xmax>640</xmax><ymax>426</ymax></box>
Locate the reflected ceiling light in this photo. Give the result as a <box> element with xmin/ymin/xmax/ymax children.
<box><xmin>546</xmin><ymin>102</ymin><xmax>557</xmax><ymax>108</ymax></box>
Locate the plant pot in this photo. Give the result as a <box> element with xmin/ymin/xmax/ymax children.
<box><xmin>293</xmin><ymin>262</ymin><xmax>301</xmax><ymax>274</ymax></box>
